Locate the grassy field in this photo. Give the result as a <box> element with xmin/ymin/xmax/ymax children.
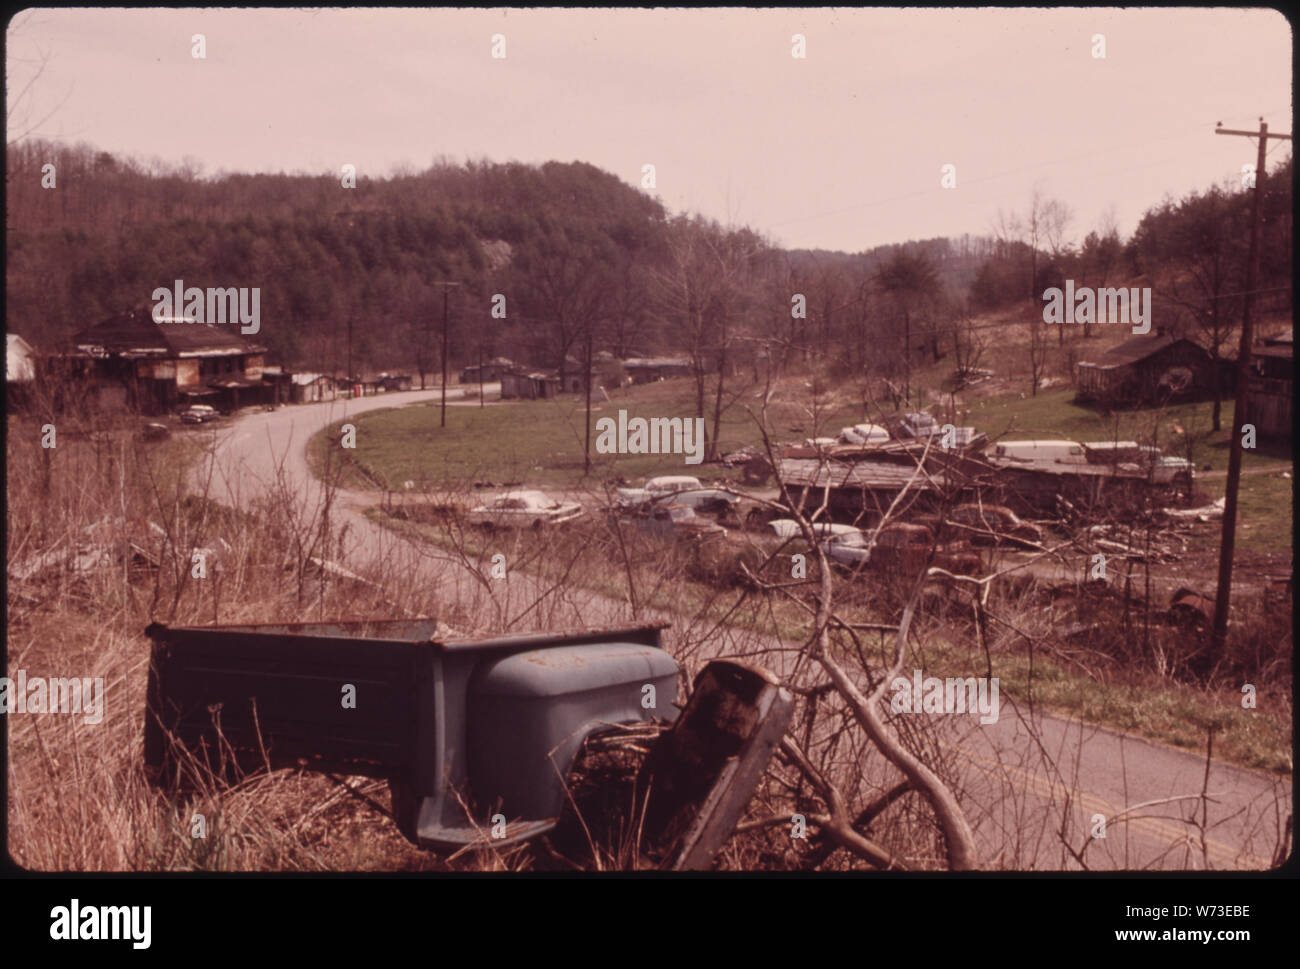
<box><xmin>308</xmin><ymin>376</ymin><xmax>874</xmax><ymax>489</ymax></box>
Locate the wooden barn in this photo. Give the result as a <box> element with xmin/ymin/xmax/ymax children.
<box><xmin>1075</xmin><ymin>333</ymin><xmax>1216</xmax><ymax>406</ymax></box>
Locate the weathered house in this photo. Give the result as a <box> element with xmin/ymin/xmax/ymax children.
<box><xmin>1246</xmin><ymin>329</ymin><xmax>1293</xmax><ymax>439</ymax></box>
<box><xmin>290</xmin><ymin>372</ymin><xmax>339</xmax><ymax>404</ymax></box>
<box><xmin>1075</xmin><ymin>332</ymin><xmax>1216</xmax><ymax>405</ymax></box>
<box><xmin>63</xmin><ymin>307</ymin><xmax>271</xmax><ymax>414</ymax></box>
<box><xmin>500</xmin><ymin>368</ymin><xmax>562</xmax><ymax>400</ymax></box>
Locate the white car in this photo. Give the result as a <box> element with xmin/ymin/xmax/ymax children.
<box><xmin>179</xmin><ymin>404</ymin><xmax>219</xmax><ymax>424</ymax></box>
<box><xmin>467</xmin><ymin>491</ymin><xmax>583</xmax><ymax>529</ymax></box>
<box><xmin>615</xmin><ymin>475</ymin><xmax>739</xmax><ymax>512</ymax></box>
<box><xmin>766</xmin><ymin>519</ymin><xmax>861</xmax><ymax>540</ymax></box>
<box><xmin>839</xmin><ymin>423</ymin><xmax>890</xmax><ymax>446</ymax></box>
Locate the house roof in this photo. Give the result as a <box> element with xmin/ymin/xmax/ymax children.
<box><xmin>71</xmin><ymin>306</ymin><xmax>266</xmax><ymax>358</ymax></box>
<box><xmin>777</xmin><ymin>457</ymin><xmax>947</xmax><ymax>491</ymax></box>
<box><xmin>1079</xmin><ymin>333</ymin><xmax>1206</xmax><ymax>370</ymax></box>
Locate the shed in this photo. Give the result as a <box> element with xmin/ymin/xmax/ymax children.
<box><xmin>1076</xmin><ymin>333</ymin><xmax>1215</xmax><ymax>405</ymax></box>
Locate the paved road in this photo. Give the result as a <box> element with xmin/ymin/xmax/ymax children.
<box><xmin>193</xmin><ymin>390</ymin><xmax>1291</xmax><ymax>871</ymax></box>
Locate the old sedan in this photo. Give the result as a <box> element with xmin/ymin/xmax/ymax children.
<box><xmin>467</xmin><ymin>491</ymin><xmax>583</xmax><ymax>529</ymax></box>
<box><xmin>615</xmin><ymin>475</ymin><xmax>740</xmax><ymax>514</ymax></box>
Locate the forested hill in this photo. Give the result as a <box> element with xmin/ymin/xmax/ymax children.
<box><xmin>6</xmin><ymin>139</ymin><xmax>1291</xmax><ymax>378</ymax></box>
<box><xmin>6</xmin><ymin>142</ymin><xmax>672</xmax><ymax>370</ymax></box>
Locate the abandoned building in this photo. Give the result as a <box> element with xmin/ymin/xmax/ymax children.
<box><xmin>1075</xmin><ymin>332</ymin><xmax>1218</xmax><ymax>406</ymax></box>
<box><xmin>61</xmin><ymin>306</ymin><xmax>271</xmax><ymax>414</ymax></box>
<box><xmin>290</xmin><ymin>372</ymin><xmax>340</xmax><ymax>404</ymax></box>
<box><xmin>1246</xmin><ymin>329</ymin><xmax>1293</xmax><ymax>439</ymax></box>
<box><xmin>500</xmin><ymin>368</ymin><xmax>562</xmax><ymax>400</ymax></box>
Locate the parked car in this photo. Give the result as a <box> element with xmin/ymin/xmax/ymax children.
<box><xmin>139</xmin><ymin>422</ymin><xmax>171</xmax><ymax>442</ymax></box>
<box><xmin>179</xmin><ymin>404</ymin><xmax>219</xmax><ymax>424</ymax></box>
<box><xmin>941</xmin><ymin>504</ymin><xmax>1043</xmax><ymax>548</ymax></box>
<box><xmin>899</xmin><ymin>412</ymin><xmax>940</xmax><ymax>439</ymax></box>
<box><xmin>468</xmin><ymin>491</ymin><xmax>583</xmax><ymax>529</ymax></box>
<box><xmin>615</xmin><ymin>475</ymin><xmax>739</xmax><ymax>514</ymax></box>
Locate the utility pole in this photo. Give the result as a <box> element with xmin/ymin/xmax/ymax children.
<box><xmin>1210</xmin><ymin>118</ymin><xmax>1290</xmax><ymax>650</ymax></box>
<box><xmin>429</xmin><ymin>281</ymin><xmax>461</xmax><ymax>428</ymax></box>
<box><xmin>347</xmin><ymin>316</ymin><xmax>353</xmax><ymax>397</ymax></box>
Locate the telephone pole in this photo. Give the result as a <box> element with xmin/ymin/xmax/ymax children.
<box><xmin>1210</xmin><ymin>118</ymin><xmax>1290</xmax><ymax>649</ymax></box>
<box><xmin>429</xmin><ymin>281</ymin><xmax>461</xmax><ymax>428</ymax></box>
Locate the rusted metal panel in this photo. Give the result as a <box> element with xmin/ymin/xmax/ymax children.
<box><xmin>640</xmin><ymin>659</ymin><xmax>793</xmax><ymax>870</ymax></box>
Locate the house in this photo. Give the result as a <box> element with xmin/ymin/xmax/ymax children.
<box><xmin>290</xmin><ymin>372</ymin><xmax>339</xmax><ymax>404</ymax></box>
<box><xmin>1075</xmin><ymin>331</ymin><xmax>1216</xmax><ymax>405</ymax></box>
<box><xmin>60</xmin><ymin>306</ymin><xmax>271</xmax><ymax>414</ymax></box>
<box><xmin>1246</xmin><ymin>329</ymin><xmax>1293</xmax><ymax>439</ymax></box>
<box><xmin>6</xmin><ymin>333</ymin><xmax>36</xmax><ymax>407</ymax></box>
<box><xmin>500</xmin><ymin>368</ymin><xmax>562</xmax><ymax>400</ymax></box>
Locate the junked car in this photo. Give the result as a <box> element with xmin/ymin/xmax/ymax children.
<box><xmin>468</xmin><ymin>490</ymin><xmax>583</xmax><ymax>529</ymax></box>
<box><xmin>839</xmin><ymin>423</ymin><xmax>890</xmax><ymax>446</ymax></box>
<box><xmin>618</xmin><ymin>502</ymin><xmax>727</xmax><ymax>541</ymax></box>
<box><xmin>615</xmin><ymin>475</ymin><xmax>740</xmax><ymax>515</ymax></box>
<box><xmin>824</xmin><ymin>523</ymin><xmax>981</xmax><ymax>578</ymax></box>
<box><xmin>766</xmin><ymin>519</ymin><xmax>861</xmax><ymax>541</ymax></box>
<box><xmin>179</xmin><ymin>403</ymin><xmax>219</xmax><ymax>424</ymax></box>
<box><xmin>939</xmin><ymin>504</ymin><xmax>1043</xmax><ymax>548</ymax></box>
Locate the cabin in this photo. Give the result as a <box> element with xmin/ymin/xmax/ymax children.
<box><xmin>290</xmin><ymin>372</ymin><xmax>339</xmax><ymax>404</ymax></box>
<box><xmin>1075</xmin><ymin>332</ymin><xmax>1216</xmax><ymax>406</ymax></box>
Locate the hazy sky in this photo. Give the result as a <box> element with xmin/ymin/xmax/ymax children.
<box><xmin>6</xmin><ymin>7</ymin><xmax>1292</xmax><ymax>251</ymax></box>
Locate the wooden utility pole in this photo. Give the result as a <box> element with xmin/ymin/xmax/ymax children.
<box><xmin>1210</xmin><ymin>118</ymin><xmax>1290</xmax><ymax>649</ymax></box>
<box><xmin>430</xmin><ymin>281</ymin><xmax>461</xmax><ymax>428</ymax></box>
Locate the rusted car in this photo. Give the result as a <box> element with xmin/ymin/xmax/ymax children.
<box><xmin>825</xmin><ymin>522</ymin><xmax>981</xmax><ymax>578</ymax></box>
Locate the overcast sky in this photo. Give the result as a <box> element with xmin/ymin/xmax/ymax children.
<box><xmin>6</xmin><ymin>7</ymin><xmax>1292</xmax><ymax>252</ymax></box>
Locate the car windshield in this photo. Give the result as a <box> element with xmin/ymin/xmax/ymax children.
<box><xmin>833</xmin><ymin>533</ymin><xmax>867</xmax><ymax>547</ymax></box>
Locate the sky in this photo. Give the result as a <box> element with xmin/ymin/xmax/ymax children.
<box><xmin>6</xmin><ymin>7</ymin><xmax>1293</xmax><ymax>252</ymax></box>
